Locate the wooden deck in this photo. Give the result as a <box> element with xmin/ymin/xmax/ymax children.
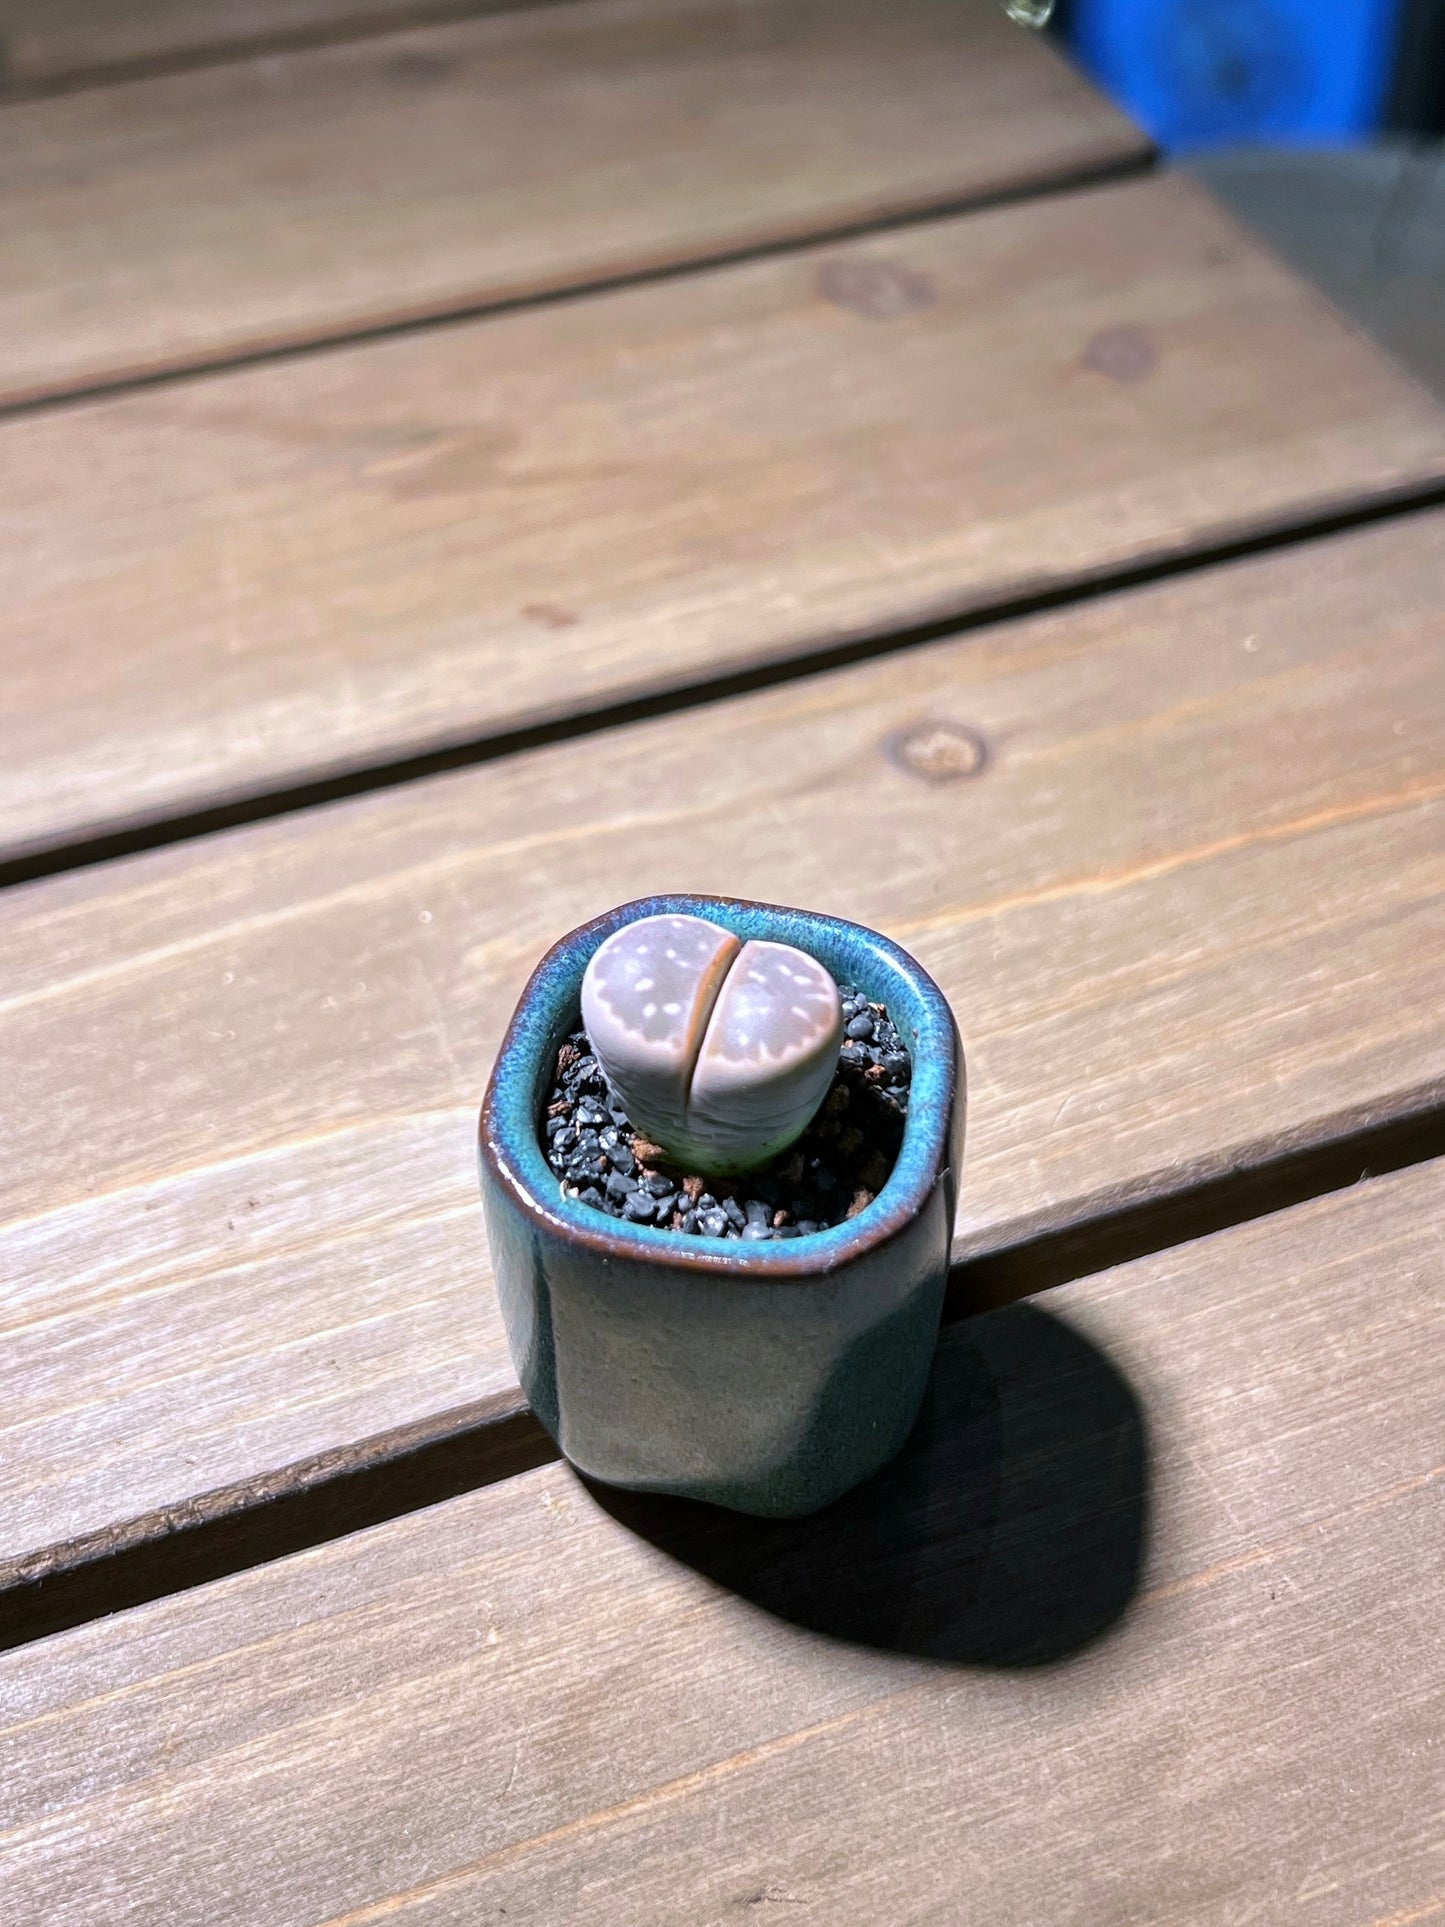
<box><xmin>0</xmin><ymin>0</ymin><xmax>1145</xmax><ymax>407</ymax></box>
<box><xmin>5</xmin><ymin>1164</ymin><xmax>1441</xmax><ymax>1922</ymax></box>
<box><xmin>1</xmin><ymin>2</ymin><xmax>1441</xmax><ymax>1920</ymax></box>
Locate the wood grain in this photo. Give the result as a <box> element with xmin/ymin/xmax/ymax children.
<box><xmin>7</xmin><ymin>175</ymin><xmax>1445</xmax><ymax>863</ymax></box>
<box><xmin>2</xmin><ymin>1160</ymin><xmax>1440</xmax><ymax>1925</ymax></box>
<box><xmin>0</xmin><ymin>0</ymin><xmax>549</xmax><ymax>86</ymax></box>
<box><xmin>0</xmin><ymin>0</ymin><xmax>1146</xmax><ymax>408</ymax></box>
<box><xmin>3</xmin><ymin>509</ymin><xmax>1445</xmax><ymax>1590</ymax></box>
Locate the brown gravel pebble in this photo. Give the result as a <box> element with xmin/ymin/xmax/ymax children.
<box><xmin>860</xmin><ymin>1150</ymin><xmax>892</xmax><ymax>1192</ymax></box>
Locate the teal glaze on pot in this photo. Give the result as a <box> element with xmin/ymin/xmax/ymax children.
<box><xmin>479</xmin><ymin>895</ymin><xmax>966</xmax><ymax>1517</ymax></box>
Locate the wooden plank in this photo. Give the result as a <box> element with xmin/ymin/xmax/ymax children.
<box><xmin>0</xmin><ymin>0</ymin><xmax>1146</xmax><ymax>409</ymax></box>
<box><xmin>6</xmin><ymin>174</ymin><xmax>1445</xmax><ymax>863</ymax></box>
<box><xmin>2</xmin><ymin>508</ymin><xmax>1444</xmax><ymax>1589</ymax></box>
<box><xmin>0</xmin><ymin>1</ymin><xmax>545</xmax><ymax>87</ymax></box>
<box><xmin>2</xmin><ymin>1159</ymin><xmax>1440</xmax><ymax>1924</ymax></box>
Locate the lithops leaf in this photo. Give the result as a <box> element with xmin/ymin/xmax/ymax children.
<box><xmin>580</xmin><ymin>913</ymin><xmax>739</xmax><ymax>1152</ymax></box>
<box><xmin>687</xmin><ymin>940</ymin><xmax>843</xmax><ymax>1171</ymax></box>
<box><xmin>581</xmin><ymin>915</ymin><xmax>844</xmax><ymax>1176</ymax></box>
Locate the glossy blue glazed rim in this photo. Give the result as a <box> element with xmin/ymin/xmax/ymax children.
<box><xmin>479</xmin><ymin>894</ymin><xmax>961</xmax><ymax>1278</ymax></box>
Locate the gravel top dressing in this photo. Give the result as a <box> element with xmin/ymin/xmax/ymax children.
<box><xmin>541</xmin><ymin>986</ymin><xmax>911</xmax><ymax>1240</ymax></box>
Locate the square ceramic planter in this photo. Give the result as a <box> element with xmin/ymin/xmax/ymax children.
<box><xmin>479</xmin><ymin>894</ymin><xmax>965</xmax><ymax>1517</ymax></box>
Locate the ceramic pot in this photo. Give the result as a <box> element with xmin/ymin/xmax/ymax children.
<box><xmin>479</xmin><ymin>894</ymin><xmax>965</xmax><ymax>1517</ymax></box>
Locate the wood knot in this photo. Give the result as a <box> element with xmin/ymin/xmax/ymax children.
<box><xmin>882</xmin><ymin>721</ymin><xmax>987</xmax><ymax>785</ymax></box>
<box><xmin>816</xmin><ymin>258</ymin><xmax>937</xmax><ymax>320</ymax></box>
<box><xmin>1081</xmin><ymin>325</ymin><xmax>1158</xmax><ymax>383</ymax></box>
<box><xmin>522</xmin><ymin>603</ymin><xmax>579</xmax><ymax>630</ymax></box>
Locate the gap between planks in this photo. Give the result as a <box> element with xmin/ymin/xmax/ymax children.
<box><xmin>5</xmin><ymin>471</ymin><xmax>1445</xmax><ymax>896</ymax></box>
<box><xmin>6</xmin><ymin>1093</ymin><xmax>1444</xmax><ymax>1655</ymax></box>
<box><xmin>0</xmin><ymin>1</ymin><xmax>566</xmax><ymax>99</ymax></box>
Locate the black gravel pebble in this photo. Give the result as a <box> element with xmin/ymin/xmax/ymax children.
<box><xmin>542</xmin><ymin>982</ymin><xmax>912</xmax><ymax>1242</ymax></box>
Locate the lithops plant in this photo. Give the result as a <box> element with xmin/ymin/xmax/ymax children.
<box><xmin>580</xmin><ymin>912</ymin><xmax>842</xmax><ymax>1174</ymax></box>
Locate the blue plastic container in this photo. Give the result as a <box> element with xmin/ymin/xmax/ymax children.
<box><xmin>1068</xmin><ymin>0</ymin><xmax>1403</xmax><ymax>150</ymax></box>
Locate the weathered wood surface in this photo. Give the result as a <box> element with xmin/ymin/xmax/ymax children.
<box><xmin>7</xmin><ymin>176</ymin><xmax>1445</xmax><ymax>863</ymax></box>
<box><xmin>3</xmin><ymin>510</ymin><xmax>1444</xmax><ymax>1589</ymax></box>
<box><xmin>2</xmin><ymin>1159</ymin><xmax>1440</xmax><ymax>1925</ymax></box>
<box><xmin>0</xmin><ymin>0</ymin><xmax>1145</xmax><ymax>408</ymax></box>
<box><xmin>0</xmin><ymin>0</ymin><xmax>546</xmax><ymax>86</ymax></box>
